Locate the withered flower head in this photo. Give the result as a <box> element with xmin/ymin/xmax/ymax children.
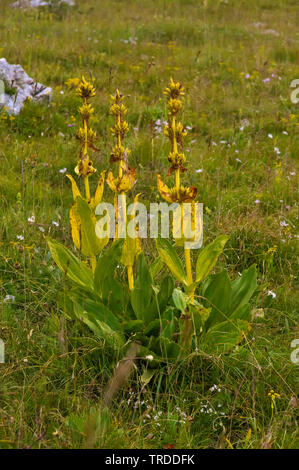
<box><xmin>107</xmin><ymin>167</ymin><xmax>136</xmax><ymax>193</ymax></box>
<box><xmin>75</xmin><ymin>153</ymin><xmax>97</xmax><ymax>177</ymax></box>
<box><xmin>157</xmin><ymin>175</ymin><xmax>197</xmax><ymax>204</ymax></box>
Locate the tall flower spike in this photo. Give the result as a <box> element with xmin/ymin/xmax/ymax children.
<box><xmin>157</xmin><ymin>79</ymin><xmax>198</xmax><ymax>300</ymax></box>
<box><xmin>162</xmin><ymin>78</ymin><xmax>188</xmax><ymax>176</ymax></box>
<box><xmin>107</xmin><ymin>89</ymin><xmax>136</xmax><ymax>193</ymax></box>
<box><xmin>107</xmin><ymin>89</ymin><xmax>138</xmax><ymax>290</ymax></box>
<box><xmin>74</xmin><ymin>77</ymin><xmax>97</xmax><ymax>182</ymax></box>
<box><xmin>66</xmin><ymin>77</ymin><xmax>108</xmax><ymax>270</ymax></box>
<box><xmin>157</xmin><ymin>78</ymin><xmax>196</xmax><ymax>202</ymax></box>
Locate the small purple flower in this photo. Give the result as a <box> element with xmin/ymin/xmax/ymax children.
<box><xmin>263</xmin><ymin>78</ymin><xmax>270</xmax><ymax>83</ymax></box>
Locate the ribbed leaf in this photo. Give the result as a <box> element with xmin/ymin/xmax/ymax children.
<box><xmin>204</xmin><ymin>270</ymin><xmax>232</xmax><ymax>328</ymax></box>
<box><xmin>195</xmin><ymin>235</ymin><xmax>229</xmax><ymax>283</ymax></box>
<box><xmin>47</xmin><ymin>238</ymin><xmax>93</xmax><ymax>290</ymax></box>
<box><xmin>156</xmin><ymin>238</ymin><xmax>187</xmax><ymax>285</ymax></box>
<box><xmin>231</xmin><ymin>265</ymin><xmax>257</xmax><ymax>314</ymax></box>
<box><xmin>204</xmin><ymin>319</ymin><xmax>251</xmax><ymax>353</ymax></box>
<box><xmin>131</xmin><ymin>253</ymin><xmax>154</xmax><ymax>322</ymax></box>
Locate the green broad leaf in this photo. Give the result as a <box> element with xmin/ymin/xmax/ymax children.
<box><xmin>76</xmin><ymin>196</ymin><xmax>107</xmax><ymax>257</ymax></box>
<box><xmin>204</xmin><ymin>270</ymin><xmax>232</xmax><ymax>328</ymax></box>
<box><xmin>144</xmin><ymin>319</ymin><xmax>161</xmax><ymax>337</ymax></box>
<box><xmin>230</xmin><ymin>303</ymin><xmax>251</xmax><ymax>321</ymax></box>
<box><xmin>122</xmin><ymin>319</ymin><xmax>145</xmax><ymax>335</ymax></box>
<box><xmin>172</xmin><ymin>288</ymin><xmax>187</xmax><ymax>313</ymax></box>
<box><xmin>72</xmin><ymin>300</ymin><xmax>124</xmax><ymax>348</ymax></box>
<box><xmin>195</xmin><ymin>235</ymin><xmax>229</xmax><ymax>283</ymax></box>
<box><xmin>159</xmin><ymin>337</ymin><xmax>181</xmax><ymax>360</ymax></box>
<box><xmin>146</xmin><ymin>275</ymin><xmax>175</xmax><ymax>320</ymax></box>
<box><xmin>203</xmin><ymin>319</ymin><xmax>251</xmax><ymax>354</ymax></box>
<box><xmin>140</xmin><ymin>369</ymin><xmax>156</xmax><ymax>386</ymax></box>
<box><xmin>131</xmin><ymin>253</ymin><xmax>154</xmax><ymax>322</ymax></box>
<box><xmin>161</xmin><ymin>307</ymin><xmax>178</xmax><ymax>340</ymax></box>
<box><xmin>94</xmin><ymin>239</ymin><xmax>124</xmax><ymax>296</ymax></box>
<box><xmin>57</xmin><ymin>290</ymin><xmax>76</xmax><ymax>320</ymax></box>
<box><xmin>156</xmin><ymin>238</ymin><xmax>187</xmax><ymax>285</ymax></box>
<box><xmin>189</xmin><ymin>304</ymin><xmax>211</xmax><ymax>332</ymax></box>
<box><xmin>149</xmin><ymin>257</ymin><xmax>164</xmax><ymax>279</ymax></box>
<box><xmin>70</xmin><ymin>294</ymin><xmax>122</xmax><ymax>332</ymax></box>
<box><xmin>157</xmin><ymin>276</ymin><xmax>175</xmax><ymax>313</ymax></box>
<box><xmin>102</xmin><ymin>276</ymin><xmax>125</xmax><ymax>314</ymax></box>
<box><xmin>231</xmin><ymin>265</ymin><xmax>257</xmax><ymax>314</ymax></box>
<box><xmin>47</xmin><ymin>238</ymin><xmax>93</xmax><ymax>290</ymax></box>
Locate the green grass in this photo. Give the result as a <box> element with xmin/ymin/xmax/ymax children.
<box><xmin>0</xmin><ymin>0</ymin><xmax>298</xmax><ymax>449</ymax></box>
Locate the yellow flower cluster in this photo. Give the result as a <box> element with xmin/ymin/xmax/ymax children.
<box><xmin>106</xmin><ymin>89</ymin><xmax>136</xmax><ymax>193</ymax></box>
<box><xmin>157</xmin><ymin>78</ymin><xmax>197</xmax><ymax>204</ymax></box>
<box><xmin>74</xmin><ymin>77</ymin><xmax>98</xmax><ymax>178</ymax></box>
<box><xmin>106</xmin><ymin>90</ymin><xmax>139</xmax><ymax>290</ymax></box>
<box><xmin>268</xmin><ymin>389</ymin><xmax>281</xmax><ymax>400</ymax></box>
<box><xmin>157</xmin><ymin>79</ymin><xmax>199</xmax><ymax>298</ymax></box>
<box><xmin>76</xmin><ymin>76</ymin><xmax>96</xmax><ymax>99</ymax></box>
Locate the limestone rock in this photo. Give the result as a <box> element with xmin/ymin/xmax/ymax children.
<box><xmin>0</xmin><ymin>58</ymin><xmax>52</xmax><ymax>115</ymax></box>
<box><xmin>11</xmin><ymin>0</ymin><xmax>75</xmax><ymax>8</ymax></box>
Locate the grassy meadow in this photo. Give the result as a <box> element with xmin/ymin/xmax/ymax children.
<box><xmin>0</xmin><ymin>0</ymin><xmax>298</xmax><ymax>449</ymax></box>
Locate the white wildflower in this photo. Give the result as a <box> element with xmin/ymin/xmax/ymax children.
<box><xmin>267</xmin><ymin>290</ymin><xmax>276</xmax><ymax>299</ymax></box>
<box><xmin>3</xmin><ymin>295</ymin><xmax>15</xmax><ymax>303</ymax></box>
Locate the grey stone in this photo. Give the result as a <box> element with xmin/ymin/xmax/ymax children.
<box><xmin>0</xmin><ymin>58</ymin><xmax>52</xmax><ymax>115</ymax></box>
<box><xmin>11</xmin><ymin>0</ymin><xmax>75</xmax><ymax>8</ymax></box>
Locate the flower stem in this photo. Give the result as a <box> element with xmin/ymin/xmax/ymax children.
<box><xmin>184</xmin><ymin>247</ymin><xmax>194</xmax><ymax>300</ymax></box>
<box><xmin>91</xmin><ymin>256</ymin><xmax>96</xmax><ymax>273</ymax></box>
<box><xmin>84</xmin><ymin>176</ymin><xmax>90</xmax><ymax>201</ymax></box>
<box><xmin>127</xmin><ymin>265</ymin><xmax>134</xmax><ymax>291</ymax></box>
<box><xmin>175</xmin><ymin>169</ymin><xmax>180</xmax><ymax>192</ymax></box>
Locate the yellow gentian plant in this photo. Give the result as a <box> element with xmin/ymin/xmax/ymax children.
<box><xmin>106</xmin><ymin>89</ymin><xmax>139</xmax><ymax>290</ymax></box>
<box><xmin>157</xmin><ymin>78</ymin><xmax>198</xmax><ymax>299</ymax></box>
<box><xmin>66</xmin><ymin>77</ymin><xmax>107</xmax><ymax>272</ymax></box>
